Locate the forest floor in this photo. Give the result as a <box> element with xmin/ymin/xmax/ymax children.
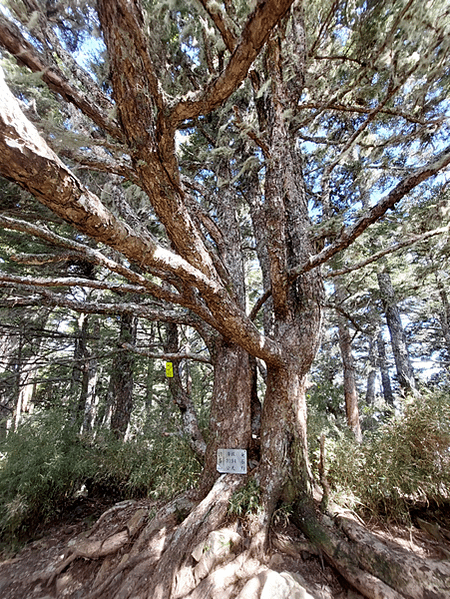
<box><xmin>0</xmin><ymin>495</ymin><xmax>449</xmax><ymax>599</ymax></box>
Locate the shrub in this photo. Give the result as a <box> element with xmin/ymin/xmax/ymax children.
<box><xmin>0</xmin><ymin>410</ymin><xmax>95</xmax><ymax>541</ymax></box>
<box><xmin>0</xmin><ymin>409</ymin><xmax>201</xmax><ymax>544</ymax></box>
<box><xmin>326</xmin><ymin>391</ymin><xmax>450</xmax><ymax>521</ymax></box>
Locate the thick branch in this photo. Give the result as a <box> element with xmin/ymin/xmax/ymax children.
<box><xmin>0</xmin><ymin>217</ymin><xmax>177</xmax><ymax>304</ymax></box>
<box><xmin>169</xmin><ymin>0</ymin><xmax>295</xmax><ymax>125</ymax></box>
<box><xmin>0</xmin><ymin>14</ymin><xmax>123</xmax><ymax>140</ymax></box>
<box><xmin>0</xmin><ymin>215</ymin><xmax>220</xmax><ymax>328</ymax></box>
<box><xmin>59</xmin><ymin>148</ymin><xmax>136</xmax><ymax>182</ymax></box>
<box><xmin>97</xmin><ymin>0</ymin><xmax>219</xmax><ymax>280</ymax></box>
<box><xmin>0</xmin><ymin>70</ymin><xmax>281</xmax><ymax>365</ymax></box>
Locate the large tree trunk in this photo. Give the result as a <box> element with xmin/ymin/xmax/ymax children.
<box><xmin>254</xmin><ymin>303</ymin><xmax>323</xmax><ymax>552</ymax></box>
<box><xmin>199</xmin><ymin>337</ymin><xmax>253</xmax><ymax>495</ymax></box>
<box><xmin>198</xmin><ymin>157</ymin><xmax>254</xmax><ymax>494</ymax></box>
<box><xmin>248</xmin><ymin>29</ymin><xmax>324</xmax><ymax>552</ymax></box>
<box><xmin>258</xmin><ymin>355</ymin><xmax>313</xmax><ymax>522</ymax></box>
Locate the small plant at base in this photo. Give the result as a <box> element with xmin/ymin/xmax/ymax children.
<box><xmin>272</xmin><ymin>502</ymin><xmax>294</xmax><ymax>528</ymax></box>
<box><xmin>228</xmin><ymin>479</ymin><xmax>261</xmax><ymax>518</ymax></box>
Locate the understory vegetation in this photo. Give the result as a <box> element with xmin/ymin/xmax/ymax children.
<box><xmin>326</xmin><ymin>391</ymin><xmax>450</xmax><ymax>521</ymax></box>
<box><xmin>0</xmin><ymin>410</ymin><xmax>201</xmax><ymax>547</ymax></box>
<box><xmin>1</xmin><ymin>388</ymin><xmax>449</xmax><ymax>549</ymax></box>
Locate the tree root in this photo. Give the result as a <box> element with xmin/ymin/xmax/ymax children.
<box><xmin>31</xmin><ymin>477</ymin><xmax>450</xmax><ymax>599</ymax></box>
<box><xmin>85</xmin><ymin>491</ymin><xmax>198</xmax><ymax>599</ymax></box>
<box><xmin>294</xmin><ymin>503</ymin><xmax>450</xmax><ymax>599</ymax></box>
<box><xmin>271</xmin><ymin>530</ymin><xmax>320</xmax><ymax>559</ymax></box>
<box><xmin>45</xmin><ymin>507</ymin><xmax>148</xmax><ymax>586</ymax></box>
<box><xmin>179</xmin><ymin>550</ymin><xmax>263</xmax><ymax>599</ymax></box>
<box><xmin>338</xmin><ymin>515</ymin><xmax>450</xmax><ymax>598</ymax></box>
<box><xmin>56</xmin><ymin>475</ymin><xmax>245</xmax><ymax>599</ymax></box>
<box><xmin>85</xmin><ymin>499</ymin><xmax>138</xmax><ymax>538</ymax></box>
<box><xmin>144</xmin><ymin>474</ymin><xmax>246</xmax><ymax>599</ymax></box>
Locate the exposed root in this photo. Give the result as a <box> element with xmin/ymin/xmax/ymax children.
<box><xmin>85</xmin><ymin>492</ymin><xmax>198</xmax><ymax>599</ymax></box>
<box><xmin>86</xmin><ymin>529</ymin><xmax>173</xmax><ymax>599</ymax></box>
<box><xmin>43</xmin><ymin>507</ymin><xmax>148</xmax><ymax>586</ymax></box>
<box><xmin>179</xmin><ymin>550</ymin><xmax>263</xmax><ymax>599</ymax></box>
<box><xmin>26</xmin><ymin>478</ymin><xmax>450</xmax><ymax>599</ymax></box>
<box><xmin>85</xmin><ymin>499</ymin><xmax>138</xmax><ymax>538</ymax></box>
<box><xmin>272</xmin><ymin>530</ymin><xmax>320</xmax><ymax>559</ymax></box>
<box><xmin>144</xmin><ymin>474</ymin><xmax>246</xmax><ymax>599</ymax></box>
<box><xmin>295</xmin><ymin>503</ymin><xmax>450</xmax><ymax>599</ymax></box>
<box><xmin>337</xmin><ymin>514</ymin><xmax>450</xmax><ymax>599</ymax></box>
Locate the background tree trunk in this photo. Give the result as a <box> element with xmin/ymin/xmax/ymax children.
<box><xmin>336</xmin><ymin>283</ymin><xmax>362</xmax><ymax>441</ymax></box>
<box><xmin>377</xmin><ymin>270</ymin><xmax>417</xmax><ymax>395</ymax></box>
<box><xmin>365</xmin><ymin>337</ymin><xmax>377</xmax><ymax>405</ymax></box>
<box><xmin>164</xmin><ymin>322</ymin><xmax>206</xmax><ymax>464</ymax></box>
<box><xmin>377</xmin><ymin>330</ymin><xmax>395</xmax><ymax>406</ymax></box>
<box><xmin>110</xmin><ymin>313</ymin><xmax>137</xmax><ymax>438</ymax></box>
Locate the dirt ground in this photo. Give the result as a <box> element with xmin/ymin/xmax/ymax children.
<box><xmin>0</xmin><ymin>498</ymin><xmax>449</xmax><ymax>599</ymax></box>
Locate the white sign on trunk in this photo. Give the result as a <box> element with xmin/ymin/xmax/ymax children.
<box><xmin>217</xmin><ymin>449</ymin><xmax>247</xmax><ymax>474</ymax></box>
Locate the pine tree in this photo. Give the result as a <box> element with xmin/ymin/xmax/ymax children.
<box><xmin>1</xmin><ymin>1</ymin><xmax>450</xmax><ymax>596</ymax></box>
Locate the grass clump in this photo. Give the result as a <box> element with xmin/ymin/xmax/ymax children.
<box><xmin>326</xmin><ymin>391</ymin><xmax>450</xmax><ymax>521</ymax></box>
<box><xmin>228</xmin><ymin>479</ymin><xmax>261</xmax><ymax>518</ymax></box>
<box><xmin>0</xmin><ymin>409</ymin><xmax>201</xmax><ymax>546</ymax></box>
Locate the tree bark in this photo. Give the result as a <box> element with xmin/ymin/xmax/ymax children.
<box><xmin>336</xmin><ymin>283</ymin><xmax>362</xmax><ymax>441</ymax></box>
<box><xmin>377</xmin><ymin>269</ymin><xmax>417</xmax><ymax>395</ymax></box>
<box><xmin>250</xmin><ymin>30</ymin><xmax>324</xmax><ymax>550</ymax></box>
<box><xmin>199</xmin><ymin>337</ymin><xmax>253</xmax><ymax>495</ymax></box>
<box><xmin>198</xmin><ymin>157</ymin><xmax>254</xmax><ymax>494</ymax></box>
<box><xmin>109</xmin><ymin>312</ymin><xmax>137</xmax><ymax>438</ymax></box>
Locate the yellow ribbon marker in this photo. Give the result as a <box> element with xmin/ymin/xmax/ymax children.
<box><xmin>166</xmin><ymin>361</ymin><xmax>174</xmax><ymax>378</ymax></box>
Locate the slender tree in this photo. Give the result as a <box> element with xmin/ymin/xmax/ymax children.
<box><xmin>335</xmin><ymin>281</ymin><xmax>362</xmax><ymax>441</ymax></box>
<box><xmin>377</xmin><ymin>268</ymin><xmax>418</xmax><ymax>394</ymax></box>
